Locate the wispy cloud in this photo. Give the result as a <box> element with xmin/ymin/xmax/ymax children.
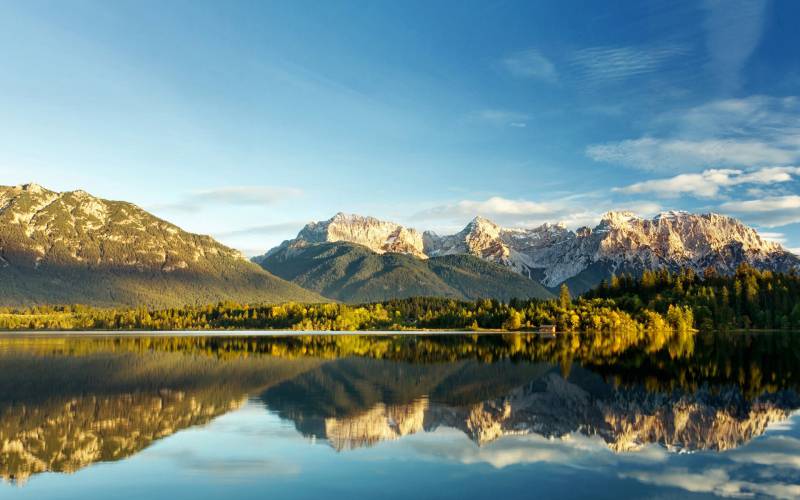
<box><xmin>501</xmin><ymin>49</ymin><xmax>557</xmax><ymax>82</ymax></box>
<box><xmin>587</xmin><ymin>96</ymin><xmax>800</xmax><ymax>171</ymax></box>
<box><xmin>588</xmin><ymin>138</ymin><xmax>796</xmax><ymax>171</ymax></box>
<box><xmin>720</xmin><ymin>195</ymin><xmax>800</xmax><ymax>227</ymax></box>
<box><xmin>614</xmin><ymin>166</ymin><xmax>800</xmax><ymax>198</ymax></box>
<box><xmin>213</xmin><ymin>222</ymin><xmax>303</xmax><ymax>238</ymax></box>
<box><xmin>190</xmin><ymin>186</ymin><xmax>303</xmax><ymax>206</ymax></box>
<box><xmin>569</xmin><ymin>45</ymin><xmax>686</xmax><ymax>84</ymax></box>
<box><xmin>475</xmin><ymin>109</ymin><xmax>531</xmax><ymax>128</ymax></box>
<box><xmin>153</xmin><ymin>186</ymin><xmax>303</xmax><ymax>212</ymax></box>
<box><xmin>759</xmin><ymin>231</ymin><xmax>786</xmax><ymax>244</ymax></box>
<box><xmin>704</xmin><ymin>0</ymin><xmax>767</xmax><ymax>92</ymax></box>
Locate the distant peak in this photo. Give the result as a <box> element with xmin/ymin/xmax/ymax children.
<box><xmin>654</xmin><ymin>210</ymin><xmax>690</xmax><ymax>220</ymax></box>
<box><xmin>468</xmin><ymin>215</ymin><xmax>499</xmax><ymax>228</ymax></box>
<box><xmin>602</xmin><ymin>210</ymin><xmax>638</xmax><ymax>219</ymax></box>
<box><xmin>17</xmin><ymin>182</ymin><xmax>46</xmax><ymax>193</ymax></box>
<box><xmin>600</xmin><ymin>211</ymin><xmax>640</xmax><ymax>226</ymax></box>
<box><xmin>328</xmin><ymin>212</ymin><xmax>378</xmax><ymax>223</ymax></box>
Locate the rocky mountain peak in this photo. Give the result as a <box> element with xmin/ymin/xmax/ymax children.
<box><xmin>18</xmin><ymin>182</ymin><xmax>48</xmax><ymax>194</ymax></box>
<box><xmin>599</xmin><ymin>210</ymin><xmax>640</xmax><ymax>227</ymax></box>
<box><xmin>264</xmin><ymin>209</ymin><xmax>798</xmax><ymax>293</ymax></box>
<box><xmin>288</xmin><ymin>212</ymin><xmax>427</xmax><ymax>258</ymax></box>
<box><xmin>465</xmin><ymin>216</ymin><xmax>501</xmax><ymax>237</ymax></box>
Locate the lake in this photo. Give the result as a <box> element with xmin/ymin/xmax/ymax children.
<box><xmin>0</xmin><ymin>331</ymin><xmax>798</xmax><ymax>499</ymax></box>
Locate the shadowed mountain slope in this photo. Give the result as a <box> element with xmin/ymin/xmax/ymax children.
<box><xmin>255</xmin><ymin>241</ymin><xmax>553</xmax><ymax>302</ymax></box>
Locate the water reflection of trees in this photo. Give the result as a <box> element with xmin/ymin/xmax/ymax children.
<box><xmin>2</xmin><ymin>329</ymin><xmax>798</xmax><ymax>397</ymax></box>
<box><xmin>0</xmin><ymin>330</ymin><xmax>799</xmax><ymax>482</ymax></box>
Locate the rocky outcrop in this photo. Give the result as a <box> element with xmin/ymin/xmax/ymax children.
<box><xmin>258</xmin><ymin>213</ymin><xmax>427</xmax><ymax>261</ymax></box>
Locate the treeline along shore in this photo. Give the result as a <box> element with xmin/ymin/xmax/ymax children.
<box><xmin>0</xmin><ymin>265</ymin><xmax>797</xmax><ymax>333</ymax></box>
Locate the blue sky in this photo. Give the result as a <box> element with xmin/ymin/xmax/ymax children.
<box><xmin>2</xmin><ymin>0</ymin><xmax>800</xmax><ymax>255</ymax></box>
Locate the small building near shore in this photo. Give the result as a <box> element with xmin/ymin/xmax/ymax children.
<box><xmin>538</xmin><ymin>324</ymin><xmax>557</xmax><ymax>334</ymax></box>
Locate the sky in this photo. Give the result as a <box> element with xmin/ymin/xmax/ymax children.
<box><xmin>2</xmin><ymin>0</ymin><xmax>800</xmax><ymax>255</ymax></box>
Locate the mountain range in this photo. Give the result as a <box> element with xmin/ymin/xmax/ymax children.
<box><xmin>1</xmin><ymin>183</ymin><xmax>797</xmax><ymax>307</ymax></box>
<box><xmin>256</xmin><ymin>211</ymin><xmax>800</xmax><ymax>296</ymax></box>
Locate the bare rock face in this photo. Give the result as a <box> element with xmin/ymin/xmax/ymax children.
<box><xmin>443</xmin><ymin>373</ymin><xmax>796</xmax><ymax>452</ymax></box>
<box><xmin>262</xmin><ymin>212</ymin><xmax>427</xmax><ymax>260</ymax></box>
<box><xmin>308</xmin><ymin>373</ymin><xmax>796</xmax><ymax>453</ymax></box>
<box><xmin>323</xmin><ymin>398</ymin><xmax>429</xmax><ymax>451</ymax></box>
<box><xmin>262</xmin><ymin>210</ymin><xmax>798</xmax><ymax>291</ymax></box>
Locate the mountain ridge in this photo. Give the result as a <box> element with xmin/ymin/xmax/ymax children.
<box><xmin>0</xmin><ymin>183</ymin><xmax>324</xmax><ymax>306</ymax></box>
<box><xmin>260</xmin><ymin>210</ymin><xmax>799</xmax><ymax>293</ymax></box>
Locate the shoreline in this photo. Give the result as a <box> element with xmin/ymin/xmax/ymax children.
<box><xmin>0</xmin><ymin>328</ymin><xmax>785</xmax><ymax>337</ymax></box>
<box><xmin>0</xmin><ymin>329</ymin><xmax>540</xmax><ymax>337</ymax></box>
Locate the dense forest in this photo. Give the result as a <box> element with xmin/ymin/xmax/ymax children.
<box><xmin>586</xmin><ymin>264</ymin><xmax>800</xmax><ymax>330</ymax></box>
<box><xmin>0</xmin><ymin>288</ymin><xmax>690</xmax><ymax>334</ymax></box>
<box><xmin>0</xmin><ymin>265</ymin><xmax>796</xmax><ymax>332</ymax></box>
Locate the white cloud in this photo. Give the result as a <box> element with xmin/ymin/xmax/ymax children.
<box><xmin>720</xmin><ymin>195</ymin><xmax>800</xmax><ymax>227</ymax></box>
<box><xmin>623</xmin><ymin>432</ymin><xmax>800</xmax><ymax>500</ymax></box>
<box><xmin>502</xmin><ymin>49</ymin><xmax>557</xmax><ymax>82</ymax></box>
<box><xmin>569</xmin><ymin>45</ymin><xmax>685</xmax><ymax>83</ymax></box>
<box><xmin>614</xmin><ymin>166</ymin><xmax>800</xmax><ymax>198</ymax></box>
<box><xmin>404</xmin><ymin>429</ymin><xmax>666</xmax><ymax>470</ymax></box>
<box><xmin>621</xmin><ymin>466</ymin><xmax>800</xmax><ymax>499</ymax></box>
<box><xmin>728</xmin><ymin>435</ymin><xmax>800</xmax><ymax>469</ymax></box>
<box><xmin>588</xmin><ymin>96</ymin><xmax>800</xmax><ymax>171</ymax></box>
<box><xmin>421</xmin><ymin>196</ymin><xmax>558</xmax><ymax>218</ymax></box>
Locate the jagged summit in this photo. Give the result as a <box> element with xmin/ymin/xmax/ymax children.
<box><xmin>267</xmin><ymin>212</ymin><xmax>427</xmax><ymax>259</ymax></box>
<box><xmin>601</xmin><ymin>210</ymin><xmax>640</xmax><ymax>222</ymax></box>
<box><xmin>259</xmin><ymin>210</ymin><xmax>798</xmax><ymax>293</ymax></box>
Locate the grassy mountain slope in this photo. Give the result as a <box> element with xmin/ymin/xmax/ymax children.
<box><xmin>256</xmin><ymin>241</ymin><xmax>553</xmax><ymax>302</ymax></box>
<box><xmin>0</xmin><ymin>184</ymin><xmax>324</xmax><ymax>307</ymax></box>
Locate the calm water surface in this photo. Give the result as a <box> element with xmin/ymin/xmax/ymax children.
<box><xmin>0</xmin><ymin>331</ymin><xmax>799</xmax><ymax>499</ymax></box>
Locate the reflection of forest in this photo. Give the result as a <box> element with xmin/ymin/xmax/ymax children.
<box><xmin>0</xmin><ymin>330</ymin><xmax>798</xmax><ymax>483</ymax></box>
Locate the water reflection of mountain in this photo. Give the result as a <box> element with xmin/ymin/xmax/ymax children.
<box><xmin>0</xmin><ymin>331</ymin><xmax>798</xmax><ymax>483</ymax></box>
<box><xmin>0</xmin><ymin>347</ymin><xmax>321</xmax><ymax>484</ymax></box>
<box><xmin>261</xmin><ymin>359</ymin><xmax>800</xmax><ymax>453</ymax></box>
